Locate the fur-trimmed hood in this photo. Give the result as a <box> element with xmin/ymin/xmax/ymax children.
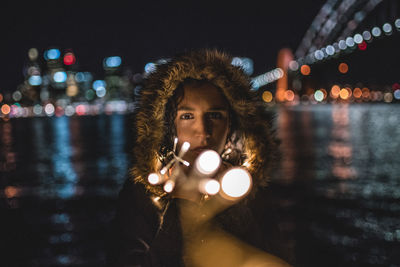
<box><xmin>130</xmin><ymin>49</ymin><xmax>277</xmax><ymax>198</ymax></box>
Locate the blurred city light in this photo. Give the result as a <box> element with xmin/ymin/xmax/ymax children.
<box><xmin>28</xmin><ymin>75</ymin><xmax>42</xmax><ymax>86</ymax></box>
<box><xmin>45</xmin><ymin>48</ymin><xmax>61</xmax><ymax>60</ymax></box>
<box><xmin>353</xmin><ymin>33</ymin><xmax>363</xmax><ymax>44</ymax></box>
<box><xmin>93</xmin><ymin>80</ymin><xmax>106</xmax><ymax>90</ymax></box>
<box><xmin>53</xmin><ymin>71</ymin><xmax>67</xmax><ymax>83</ymax></box>
<box><xmin>382</xmin><ymin>23</ymin><xmax>393</xmax><ymax>35</ymax></box>
<box><xmin>28</xmin><ymin>48</ymin><xmax>39</xmax><ymax>61</ymax></box>
<box><xmin>63</xmin><ymin>52</ymin><xmax>76</xmax><ymax>65</ymax></box>
<box><xmin>314</xmin><ymin>90</ymin><xmax>324</xmax><ymax>102</ymax></box>
<box><xmin>104</xmin><ymin>56</ymin><xmax>122</xmax><ymax>68</ymax></box>
<box><xmin>44</xmin><ymin>103</ymin><xmax>55</xmax><ymax>116</ymax></box>
<box><xmin>371</xmin><ymin>26</ymin><xmax>382</xmax><ymax>37</ymax></box>
<box><xmin>362</xmin><ymin>30</ymin><xmax>372</xmax><ymax>41</ymax></box>
<box><xmin>144</xmin><ymin>62</ymin><xmax>157</xmax><ymax>74</ymax></box>
<box><xmin>338</xmin><ymin>63</ymin><xmax>349</xmax><ymax>74</ymax></box>
<box><xmin>262</xmin><ymin>91</ymin><xmax>273</xmax><ymax>103</ymax></box>
<box><xmin>300</xmin><ymin>65</ymin><xmax>311</xmax><ymax>75</ymax></box>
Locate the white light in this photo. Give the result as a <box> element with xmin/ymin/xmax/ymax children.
<box><xmin>394</xmin><ymin>89</ymin><xmax>400</xmax><ymax>100</ymax></box>
<box><xmin>96</xmin><ymin>87</ymin><xmax>106</xmax><ymax>97</ymax></box>
<box><xmin>33</xmin><ymin>104</ymin><xmax>43</xmax><ymax>115</ymax></box>
<box><xmin>314</xmin><ymin>90</ymin><xmax>324</xmax><ymax>102</ymax></box>
<box><xmin>65</xmin><ymin>105</ymin><xmax>75</xmax><ymax>116</ymax></box>
<box><xmin>195</xmin><ymin>150</ymin><xmax>221</xmax><ymax>175</ymax></box>
<box><xmin>371</xmin><ymin>27</ymin><xmax>382</xmax><ymax>37</ymax></box>
<box><xmin>44</xmin><ymin>103</ymin><xmax>55</xmax><ymax>116</ymax></box>
<box><xmin>382</xmin><ymin>23</ymin><xmax>392</xmax><ymax>34</ymax></box>
<box><xmin>164</xmin><ymin>180</ymin><xmax>175</xmax><ymax>193</ymax></box>
<box><xmin>148</xmin><ymin>173</ymin><xmax>161</xmax><ymax>185</ymax></box>
<box><xmin>338</xmin><ymin>40</ymin><xmax>347</xmax><ymax>50</ymax></box>
<box><xmin>326</xmin><ymin>45</ymin><xmax>335</xmax><ymax>55</ymax></box>
<box><xmin>345</xmin><ymin>37</ymin><xmax>355</xmax><ymax>47</ymax></box>
<box><xmin>314</xmin><ymin>50</ymin><xmax>324</xmax><ymax>60</ymax></box>
<box><xmin>353</xmin><ymin>34</ymin><xmax>363</xmax><ymax>44</ymax></box>
<box><xmin>178</xmin><ymin>142</ymin><xmax>190</xmax><ymax>158</ymax></box>
<box><xmin>288</xmin><ymin>61</ymin><xmax>299</xmax><ymax>71</ymax></box>
<box><xmin>199</xmin><ymin>179</ymin><xmax>220</xmax><ymax>195</ymax></box>
<box><xmin>221</xmin><ymin>168</ymin><xmax>252</xmax><ymax>198</ymax></box>
<box><xmin>395</xmin><ymin>19</ymin><xmax>400</xmax><ymax>29</ymax></box>
<box><xmin>29</xmin><ymin>75</ymin><xmax>42</xmax><ymax>86</ymax></box>
<box><xmin>53</xmin><ymin>71</ymin><xmax>67</xmax><ymax>83</ymax></box>
<box><xmin>362</xmin><ymin>30</ymin><xmax>372</xmax><ymax>41</ymax></box>
<box><xmin>93</xmin><ymin>80</ymin><xmax>106</xmax><ymax>91</ymax></box>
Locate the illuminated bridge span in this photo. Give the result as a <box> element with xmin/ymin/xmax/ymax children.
<box><xmin>256</xmin><ymin>0</ymin><xmax>400</xmax><ymax>104</ymax></box>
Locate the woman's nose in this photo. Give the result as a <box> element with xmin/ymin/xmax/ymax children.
<box><xmin>195</xmin><ymin>118</ymin><xmax>211</xmax><ymax>138</ymax></box>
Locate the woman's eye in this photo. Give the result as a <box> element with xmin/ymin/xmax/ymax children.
<box><xmin>180</xmin><ymin>113</ymin><xmax>194</xmax><ymax>120</ymax></box>
<box><xmin>207</xmin><ymin>112</ymin><xmax>222</xmax><ymax>119</ymax></box>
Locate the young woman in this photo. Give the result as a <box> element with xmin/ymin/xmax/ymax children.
<box><xmin>107</xmin><ymin>49</ymin><xmax>290</xmax><ymax>267</ymax></box>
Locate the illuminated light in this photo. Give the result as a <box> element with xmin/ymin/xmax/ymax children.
<box><xmin>358</xmin><ymin>41</ymin><xmax>367</xmax><ymax>50</ymax></box>
<box><xmin>288</xmin><ymin>60</ymin><xmax>299</xmax><ymax>71</ymax></box>
<box><xmin>55</xmin><ymin>106</ymin><xmax>64</xmax><ymax>117</ymax></box>
<box><xmin>262</xmin><ymin>91</ymin><xmax>273</xmax><ymax>103</ymax></box>
<box><xmin>320</xmin><ymin>88</ymin><xmax>327</xmax><ymax>99</ymax></box>
<box><xmin>92</xmin><ymin>80</ymin><xmax>106</xmax><ymax>91</ymax></box>
<box><xmin>353</xmin><ymin>88</ymin><xmax>362</xmax><ymax>98</ymax></box>
<box><xmin>179</xmin><ymin>142</ymin><xmax>190</xmax><ymax>158</ymax></box>
<box><xmin>362</xmin><ymin>87</ymin><xmax>370</xmax><ymax>99</ymax></box>
<box><xmin>75</xmin><ymin>104</ymin><xmax>86</xmax><ymax>116</ymax></box>
<box><xmin>144</xmin><ymin>62</ymin><xmax>157</xmax><ymax>74</ymax></box>
<box><xmin>0</xmin><ymin>93</ymin><xmax>3</xmax><ymax>102</ymax></box>
<box><xmin>326</xmin><ymin>45</ymin><xmax>335</xmax><ymax>55</ymax></box>
<box><xmin>362</xmin><ymin>30</ymin><xmax>372</xmax><ymax>41</ymax></box>
<box><xmin>96</xmin><ymin>87</ymin><xmax>106</xmax><ymax>97</ymax></box>
<box><xmin>314</xmin><ymin>90</ymin><xmax>324</xmax><ymax>102</ymax></box>
<box><xmin>231</xmin><ymin>57</ymin><xmax>254</xmax><ymax>75</ymax></box>
<box><xmin>104</xmin><ymin>56</ymin><xmax>122</xmax><ymax>68</ymax></box>
<box><xmin>338</xmin><ymin>63</ymin><xmax>349</xmax><ymax>74</ymax></box>
<box><xmin>1</xmin><ymin>104</ymin><xmax>11</xmax><ymax>115</ymax></box>
<box><xmin>64</xmin><ymin>105</ymin><xmax>75</xmax><ymax>116</ymax></box>
<box><xmin>345</xmin><ymin>37</ymin><xmax>355</xmax><ymax>47</ymax></box>
<box><xmin>75</xmin><ymin>72</ymin><xmax>86</xmax><ymax>82</ymax></box>
<box><xmin>66</xmin><ymin>85</ymin><xmax>78</xmax><ymax>97</ymax></box>
<box><xmin>382</xmin><ymin>23</ymin><xmax>392</xmax><ymax>34</ymax></box>
<box><xmin>28</xmin><ymin>75</ymin><xmax>42</xmax><ymax>86</ymax></box>
<box><xmin>285</xmin><ymin>90</ymin><xmax>295</xmax><ymax>102</ymax></box>
<box><xmin>53</xmin><ymin>71</ymin><xmax>67</xmax><ymax>83</ymax></box>
<box><xmin>395</xmin><ymin>19</ymin><xmax>400</xmax><ymax>29</ymax></box>
<box><xmin>338</xmin><ymin>40</ymin><xmax>347</xmax><ymax>50</ymax></box>
<box><xmin>4</xmin><ymin>186</ymin><xmax>19</xmax><ymax>198</ymax></box>
<box><xmin>394</xmin><ymin>89</ymin><xmax>400</xmax><ymax>100</ymax></box>
<box><xmin>331</xmin><ymin>85</ymin><xmax>341</xmax><ymax>98</ymax></box>
<box><xmin>28</xmin><ymin>48</ymin><xmax>39</xmax><ymax>61</ymax></box>
<box><xmin>33</xmin><ymin>104</ymin><xmax>42</xmax><ymax>115</ymax></box>
<box><xmin>314</xmin><ymin>50</ymin><xmax>324</xmax><ymax>60</ymax></box>
<box><xmin>353</xmin><ymin>34</ymin><xmax>363</xmax><ymax>44</ymax></box>
<box><xmin>300</xmin><ymin>65</ymin><xmax>311</xmax><ymax>76</ymax></box>
<box><xmin>148</xmin><ymin>173</ymin><xmax>161</xmax><ymax>185</ymax></box>
<box><xmin>339</xmin><ymin>88</ymin><xmax>349</xmax><ymax>100</ymax></box>
<box><xmin>220</xmin><ymin>168</ymin><xmax>252</xmax><ymax>198</ymax></box>
<box><xmin>371</xmin><ymin>27</ymin><xmax>382</xmax><ymax>37</ymax></box>
<box><xmin>45</xmin><ymin>48</ymin><xmax>61</xmax><ymax>60</ymax></box>
<box><xmin>63</xmin><ymin>52</ymin><xmax>76</xmax><ymax>65</ymax></box>
<box><xmin>195</xmin><ymin>150</ymin><xmax>221</xmax><ymax>175</ymax></box>
<box><xmin>163</xmin><ymin>180</ymin><xmax>175</xmax><ymax>193</ymax></box>
<box><xmin>44</xmin><ymin>103</ymin><xmax>55</xmax><ymax>116</ymax></box>
<box><xmin>384</xmin><ymin>92</ymin><xmax>393</xmax><ymax>103</ymax></box>
<box><xmin>199</xmin><ymin>179</ymin><xmax>220</xmax><ymax>195</ymax></box>
<box><xmin>12</xmin><ymin>91</ymin><xmax>22</xmax><ymax>101</ymax></box>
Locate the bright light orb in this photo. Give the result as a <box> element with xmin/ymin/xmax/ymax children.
<box><xmin>314</xmin><ymin>90</ymin><xmax>324</xmax><ymax>102</ymax></box>
<box><xmin>199</xmin><ymin>179</ymin><xmax>220</xmax><ymax>195</ymax></box>
<box><xmin>164</xmin><ymin>180</ymin><xmax>175</xmax><ymax>193</ymax></box>
<box><xmin>53</xmin><ymin>71</ymin><xmax>67</xmax><ymax>83</ymax></box>
<box><xmin>104</xmin><ymin>56</ymin><xmax>122</xmax><ymax>68</ymax></box>
<box><xmin>326</xmin><ymin>45</ymin><xmax>335</xmax><ymax>55</ymax></box>
<box><xmin>382</xmin><ymin>23</ymin><xmax>392</xmax><ymax>34</ymax></box>
<box><xmin>195</xmin><ymin>150</ymin><xmax>221</xmax><ymax>175</ymax></box>
<box><xmin>353</xmin><ymin>34</ymin><xmax>363</xmax><ymax>44</ymax></box>
<box><xmin>29</xmin><ymin>75</ymin><xmax>42</xmax><ymax>86</ymax></box>
<box><xmin>148</xmin><ymin>173</ymin><xmax>161</xmax><ymax>185</ymax></box>
<box><xmin>371</xmin><ymin>27</ymin><xmax>382</xmax><ymax>37</ymax></box>
<box><xmin>395</xmin><ymin>19</ymin><xmax>400</xmax><ymax>29</ymax></box>
<box><xmin>45</xmin><ymin>48</ymin><xmax>61</xmax><ymax>60</ymax></box>
<box><xmin>221</xmin><ymin>168</ymin><xmax>252</xmax><ymax>198</ymax></box>
<box><xmin>44</xmin><ymin>103</ymin><xmax>55</xmax><ymax>116</ymax></box>
<box><xmin>362</xmin><ymin>30</ymin><xmax>372</xmax><ymax>41</ymax></box>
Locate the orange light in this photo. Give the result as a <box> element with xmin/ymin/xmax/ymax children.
<box><xmin>285</xmin><ymin>90</ymin><xmax>295</xmax><ymax>101</ymax></box>
<box><xmin>362</xmin><ymin>87</ymin><xmax>370</xmax><ymax>99</ymax></box>
<box><xmin>0</xmin><ymin>93</ymin><xmax>3</xmax><ymax>102</ymax></box>
<box><xmin>320</xmin><ymin>88</ymin><xmax>328</xmax><ymax>99</ymax></box>
<box><xmin>300</xmin><ymin>65</ymin><xmax>311</xmax><ymax>76</ymax></box>
<box><xmin>262</xmin><ymin>91</ymin><xmax>273</xmax><ymax>103</ymax></box>
<box><xmin>4</xmin><ymin>186</ymin><xmax>19</xmax><ymax>198</ymax></box>
<box><xmin>338</xmin><ymin>63</ymin><xmax>349</xmax><ymax>74</ymax></box>
<box><xmin>353</xmin><ymin>88</ymin><xmax>362</xmax><ymax>98</ymax></box>
<box><xmin>339</xmin><ymin>88</ymin><xmax>349</xmax><ymax>99</ymax></box>
<box><xmin>1</xmin><ymin>104</ymin><xmax>11</xmax><ymax>115</ymax></box>
<box><xmin>331</xmin><ymin>85</ymin><xmax>341</xmax><ymax>98</ymax></box>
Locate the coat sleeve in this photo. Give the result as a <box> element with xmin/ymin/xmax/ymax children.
<box><xmin>106</xmin><ymin>180</ymin><xmax>162</xmax><ymax>267</ymax></box>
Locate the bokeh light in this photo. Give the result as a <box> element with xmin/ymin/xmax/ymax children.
<box><xmin>285</xmin><ymin>90</ymin><xmax>295</xmax><ymax>102</ymax></box>
<box><xmin>338</xmin><ymin>63</ymin><xmax>349</xmax><ymax>74</ymax></box>
<box><xmin>104</xmin><ymin>56</ymin><xmax>122</xmax><ymax>68</ymax></box>
<box><xmin>63</xmin><ymin>52</ymin><xmax>76</xmax><ymax>65</ymax></box>
<box><xmin>300</xmin><ymin>65</ymin><xmax>311</xmax><ymax>75</ymax></box>
<box><xmin>44</xmin><ymin>103</ymin><xmax>55</xmax><ymax>116</ymax></box>
<box><xmin>28</xmin><ymin>75</ymin><xmax>42</xmax><ymax>86</ymax></box>
<box><xmin>53</xmin><ymin>71</ymin><xmax>67</xmax><ymax>83</ymax></box>
<box><xmin>148</xmin><ymin>173</ymin><xmax>161</xmax><ymax>185</ymax></box>
<box><xmin>164</xmin><ymin>180</ymin><xmax>175</xmax><ymax>193</ymax></box>
<box><xmin>199</xmin><ymin>179</ymin><xmax>220</xmax><ymax>195</ymax></box>
<box><xmin>382</xmin><ymin>23</ymin><xmax>393</xmax><ymax>34</ymax></box>
<box><xmin>262</xmin><ymin>91</ymin><xmax>273</xmax><ymax>103</ymax></box>
<box><xmin>221</xmin><ymin>168</ymin><xmax>252</xmax><ymax>199</ymax></box>
<box><xmin>394</xmin><ymin>89</ymin><xmax>400</xmax><ymax>100</ymax></box>
<box><xmin>371</xmin><ymin>27</ymin><xmax>382</xmax><ymax>37</ymax></box>
<box><xmin>45</xmin><ymin>48</ymin><xmax>61</xmax><ymax>60</ymax></box>
<box><xmin>195</xmin><ymin>150</ymin><xmax>221</xmax><ymax>175</ymax></box>
<box><xmin>331</xmin><ymin>85</ymin><xmax>341</xmax><ymax>99</ymax></box>
<box><xmin>353</xmin><ymin>88</ymin><xmax>362</xmax><ymax>98</ymax></box>
<box><xmin>144</xmin><ymin>62</ymin><xmax>157</xmax><ymax>74</ymax></box>
<box><xmin>314</xmin><ymin>90</ymin><xmax>324</xmax><ymax>102</ymax></box>
<box><xmin>362</xmin><ymin>30</ymin><xmax>372</xmax><ymax>41</ymax></box>
<box><xmin>339</xmin><ymin>88</ymin><xmax>350</xmax><ymax>100</ymax></box>
<box><xmin>28</xmin><ymin>48</ymin><xmax>39</xmax><ymax>61</ymax></box>
<box><xmin>358</xmin><ymin>41</ymin><xmax>367</xmax><ymax>50</ymax></box>
<box><xmin>1</xmin><ymin>104</ymin><xmax>11</xmax><ymax>115</ymax></box>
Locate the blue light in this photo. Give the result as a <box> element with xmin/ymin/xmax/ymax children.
<box><xmin>93</xmin><ymin>80</ymin><xmax>106</xmax><ymax>90</ymax></box>
<box><xmin>394</xmin><ymin>89</ymin><xmax>400</xmax><ymax>100</ymax></box>
<box><xmin>75</xmin><ymin>72</ymin><xmax>85</xmax><ymax>82</ymax></box>
<box><xmin>231</xmin><ymin>57</ymin><xmax>254</xmax><ymax>75</ymax></box>
<box><xmin>45</xmin><ymin>49</ymin><xmax>61</xmax><ymax>60</ymax></box>
<box><xmin>144</xmin><ymin>62</ymin><xmax>157</xmax><ymax>74</ymax></box>
<box><xmin>53</xmin><ymin>71</ymin><xmax>67</xmax><ymax>83</ymax></box>
<box><xmin>28</xmin><ymin>75</ymin><xmax>42</xmax><ymax>86</ymax></box>
<box><xmin>104</xmin><ymin>56</ymin><xmax>122</xmax><ymax>68</ymax></box>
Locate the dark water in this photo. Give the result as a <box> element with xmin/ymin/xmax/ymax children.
<box><xmin>1</xmin><ymin>104</ymin><xmax>399</xmax><ymax>266</ymax></box>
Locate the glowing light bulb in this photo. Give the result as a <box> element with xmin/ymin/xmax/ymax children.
<box><xmin>199</xmin><ymin>179</ymin><xmax>220</xmax><ymax>195</ymax></box>
<box><xmin>164</xmin><ymin>180</ymin><xmax>175</xmax><ymax>193</ymax></box>
<box><xmin>148</xmin><ymin>173</ymin><xmax>161</xmax><ymax>185</ymax></box>
<box><xmin>178</xmin><ymin>142</ymin><xmax>190</xmax><ymax>157</ymax></box>
<box><xmin>221</xmin><ymin>168</ymin><xmax>252</xmax><ymax>198</ymax></box>
<box><xmin>195</xmin><ymin>150</ymin><xmax>221</xmax><ymax>175</ymax></box>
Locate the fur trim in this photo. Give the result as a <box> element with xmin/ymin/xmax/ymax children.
<box><xmin>130</xmin><ymin>49</ymin><xmax>277</xmax><ymax>197</ymax></box>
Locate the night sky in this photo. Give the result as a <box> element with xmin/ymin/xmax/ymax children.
<box><xmin>1</xmin><ymin>0</ymin><xmax>327</xmax><ymax>92</ymax></box>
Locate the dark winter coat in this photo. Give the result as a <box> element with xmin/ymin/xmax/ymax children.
<box><xmin>107</xmin><ymin>49</ymin><xmax>280</xmax><ymax>267</ymax></box>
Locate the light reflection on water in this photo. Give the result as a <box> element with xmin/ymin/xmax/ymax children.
<box><xmin>1</xmin><ymin>105</ymin><xmax>399</xmax><ymax>266</ymax></box>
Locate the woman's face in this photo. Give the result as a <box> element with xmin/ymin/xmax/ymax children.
<box><xmin>175</xmin><ymin>82</ymin><xmax>230</xmax><ymax>166</ymax></box>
